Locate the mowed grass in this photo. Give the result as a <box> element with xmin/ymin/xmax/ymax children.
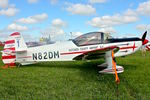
<box><xmin>0</xmin><ymin>46</ymin><xmax>150</xmax><ymax>99</ymax></box>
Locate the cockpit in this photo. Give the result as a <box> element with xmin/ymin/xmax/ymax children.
<box><xmin>72</xmin><ymin>32</ymin><xmax>141</xmax><ymax>46</ymax></box>
<box><xmin>72</xmin><ymin>32</ymin><xmax>106</xmax><ymax>46</ymax></box>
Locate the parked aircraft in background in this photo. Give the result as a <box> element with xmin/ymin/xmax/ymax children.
<box><xmin>145</xmin><ymin>42</ymin><xmax>150</xmax><ymax>51</ymax></box>
<box><xmin>1</xmin><ymin>31</ymin><xmax>148</xmax><ymax>83</ymax></box>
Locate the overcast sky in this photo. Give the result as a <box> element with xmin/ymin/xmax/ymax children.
<box><xmin>0</xmin><ymin>0</ymin><xmax>150</xmax><ymax>41</ymax></box>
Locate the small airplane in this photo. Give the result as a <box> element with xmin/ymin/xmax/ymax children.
<box><xmin>145</xmin><ymin>42</ymin><xmax>150</xmax><ymax>51</ymax></box>
<box><xmin>1</xmin><ymin>31</ymin><xmax>148</xmax><ymax>83</ymax></box>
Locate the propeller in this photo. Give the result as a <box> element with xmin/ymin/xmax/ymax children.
<box><xmin>142</xmin><ymin>31</ymin><xmax>147</xmax><ymax>42</ymax></box>
<box><xmin>112</xmin><ymin>51</ymin><xmax>120</xmax><ymax>84</ymax></box>
<box><xmin>142</xmin><ymin>31</ymin><xmax>149</xmax><ymax>45</ymax></box>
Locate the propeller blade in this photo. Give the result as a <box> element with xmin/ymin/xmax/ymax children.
<box><xmin>142</xmin><ymin>31</ymin><xmax>147</xmax><ymax>42</ymax></box>
<box><xmin>112</xmin><ymin>51</ymin><xmax>120</xmax><ymax>84</ymax></box>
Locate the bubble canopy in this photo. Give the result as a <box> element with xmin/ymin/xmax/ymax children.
<box><xmin>72</xmin><ymin>32</ymin><xmax>105</xmax><ymax>46</ymax></box>
<box><xmin>72</xmin><ymin>32</ymin><xmax>141</xmax><ymax>46</ymax></box>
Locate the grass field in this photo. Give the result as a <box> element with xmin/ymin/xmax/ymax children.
<box><xmin>0</xmin><ymin>46</ymin><xmax>150</xmax><ymax>99</ymax></box>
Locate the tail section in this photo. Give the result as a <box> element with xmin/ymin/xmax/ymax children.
<box><xmin>2</xmin><ymin>32</ymin><xmax>27</xmax><ymax>66</ymax></box>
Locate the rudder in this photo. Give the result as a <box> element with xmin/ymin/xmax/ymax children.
<box><xmin>2</xmin><ymin>32</ymin><xmax>27</xmax><ymax>66</ymax></box>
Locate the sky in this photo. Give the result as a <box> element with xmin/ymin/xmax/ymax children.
<box><xmin>0</xmin><ymin>0</ymin><xmax>150</xmax><ymax>42</ymax></box>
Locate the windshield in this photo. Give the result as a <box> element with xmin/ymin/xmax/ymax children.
<box><xmin>73</xmin><ymin>32</ymin><xmax>105</xmax><ymax>46</ymax></box>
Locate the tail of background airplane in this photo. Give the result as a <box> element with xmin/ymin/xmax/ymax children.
<box><xmin>2</xmin><ymin>32</ymin><xmax>27</xmax><ymax>66</ymax></box>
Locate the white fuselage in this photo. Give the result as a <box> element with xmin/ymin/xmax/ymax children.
<box><xmin>16</xmin><ymin>40</ymin><xmax>142</xmax><ymax>64</ymax></box>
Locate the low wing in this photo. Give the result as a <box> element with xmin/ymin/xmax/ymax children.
<box><xmin>73</xmin><ymin>46</ymin><xmax>119</xmax><ymax>60</ymax></box>
<box><xmin>73</xmin><ymin>45</ymin><xmax>122</xmax><ymax>84</ymax></box>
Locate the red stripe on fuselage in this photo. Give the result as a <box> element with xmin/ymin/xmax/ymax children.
<box><xmin>120</xmin><ymin>46</ymin><xmax>137</xmax><ymax>50</ymax></box>
<box><xmin>2</xmin><ymin>55</ymin><xmax>16</xmax><ymax>59</ymax></box>
<box><xmin>61</xmin><ymin>46</ymin><xmax>117</xmax><ymax>55</ymax></box>
<box><xmin>61</xmin><ymin>51</ymin><xmax>85</xmax><ymax>55</ymax></box>
<box><xmin>61</xmin><ymin>45</ymin><xmax>138</xmax><ymax>55</ymax></box>
<box><xmin>120</xmin><ymin>42</ymin><xmax>137</xmax><ymax>51</ymax></box>
<box><xmin>5</xmin><ymin>40</ymin><xmax>15</xmax><ymax>44</ymax></box>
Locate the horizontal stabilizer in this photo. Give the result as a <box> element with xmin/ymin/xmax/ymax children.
<box><xmin>15</xmin><ymin>49</ymin><xmax>27</xmax><ymax>53</ymax></box>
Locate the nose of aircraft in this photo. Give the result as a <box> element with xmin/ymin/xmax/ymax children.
<box><xmin>142</xmin><ymin>39</ymin><xmax>149</xmax><ymax>45</ymax></box>
<box><xmin>141</xmin><ymin>31</ymin><xmax>148</xmax><ymax>45</ymax></box>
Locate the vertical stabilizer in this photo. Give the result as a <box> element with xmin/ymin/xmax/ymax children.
<box><xmin>2</xmin><ymin>32</ymin><xmax>27</xmax><ymax>66</ymax></box>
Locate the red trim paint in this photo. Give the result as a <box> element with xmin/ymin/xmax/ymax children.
<box><xmin>5</xmin><ymin>40</ymin><xmax>15</xmax><ymax>44</ymax></box>
<box><xmin>60</xmin><ymin>45</ymin><xmax>138</xmax><ymax>55</ymax></box>
<box><xmin>142</xmin><ymin>39</ymin><xmax>149</xmax><ymax>45</ymax></box>
<box><xmin>4</xmin><ymin>47</ymin><xmax>15</xmax><ymax>51</ymax></box>
<box><xmin>2</xmin><ymin>55</ymin><xmax>16</xmax><ymax>59</ymax></box>
<box><xmin>133</xmin><ymin>42</ymin><xmax>135</xmax><ymax>51</ymax></box>
<box><xmin>120</xmin><ymin>46</ymin><xmax>137</xmax><ymax>50</ymax></box>
<box><xmin>10</xmin><ymin>32</ymin><xmax>20</xmax><ymax>36</ymax></box>
<box><xmin>61</xmin><ymin>51</ymin><xmax>85</xmax><ymax>55</ymax></box>
<box><xmin>60</xmin><ymin>46</ymin><xmax>117</xmax><ymax>55</ymax></box>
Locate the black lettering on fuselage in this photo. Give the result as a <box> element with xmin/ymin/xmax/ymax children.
<box><xmin>44</xmin><ymin>52</ymin><xmax>47</xmax><ymax>59</ymax></box>
<box><xmin>89</xmin><ymin>46</ymin><xmax>98</xmax><ymax>49</ymax></box>
<box><xmin>49</xmin><ymin>52</ymin><xmax>53</xmax><ymax>59</ymax></box>
<box><xmin>33</xmin><ymin>53</ymin><xmax>37</xmax><ymax>60</ymax></box>
<box><xmin>38</xmin><ymin>52</ymin><xmax>42</xmax><ymax>60</ymax></box>
<box><xmin>32</xmin><ymin>51</ymin><xmax>59</xmax><ymax>60</ymax></box>
<box><xmin>54</xmin><ymin>51</ymin><xmax>59</xmax><ymax>58</ymax></box>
